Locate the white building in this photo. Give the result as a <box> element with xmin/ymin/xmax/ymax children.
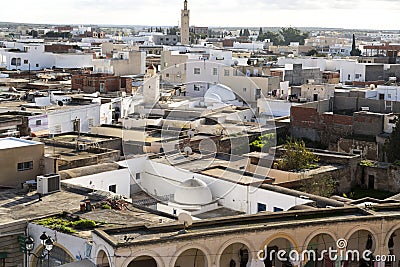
<box><xmin>375</xmin><ymin>85</ymin><xmax>400</xmax><ymax>101</ymax></box>
<box><xmin>0</xmin><ymin>40</ymin><xmax>93</xmax><ymax>71</ymax></box>
<box><xmin>28</xmin><ymin>103</ymin><xmax>102</xmax><ymax>135</ymax></box>
<box><xmin>60</xmin><ymin>155</ymin><xmax>314</xmax><ymax>219</ymax></box>
<box><xmin>92</xmin><ymin>50</ymin><xmax>146</xmax><ymax>76</ymax></box>
<box><xmin>233</xmin><ymin>41</ymin><xmax>264</xmax><ymax>51</ymax></box>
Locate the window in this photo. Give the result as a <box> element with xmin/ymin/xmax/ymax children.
<box><xmin>224</xmin><ymin>69</ymin><xmax>230</xmax><ymax>76</ymax></box>
<box><xmin>256</xmin><ymin>88</ymin><xmax>262</xmax><ymax>99</ymax></box>
<box><xmin>194</xmin><ymin>68</ymin><xmax>200</xmax><ymax>75</ymax></box>
<box><xmin>88</xmin><ymin>118</ymin><xmax>94</xmax><ymax>127</ymax></box>
<box><xmin>24</xmin><ymin>59</ymin><xmax>29</xmax><ymax>64</ymax></box>
<box><xmin>194</xmin><ymin>85</ymin><xmax>200</xmax><ymax>91</ymax></box>
<box><xmin>213</xmin><ymin>68</ymin><xmax>218</xmax><ymax>76</ymax></box>
<box><xmin>165</xmin><ymin>73</ymin><xmax>169</xmax><ymax>78</ymax></box>
<box><xmin>347</xmin><ymin>74</ymin><xmax>351</xmax><ymax>80</ymax></box>
<box><xmin>11</xmin><ymin>58</ymin><xmax>21</xmax><ymax>66</ymax></box>
<box><xmin>274</xmin><ymin>207</ymin><xmax>284</xmax><ymax>212</ymax></box>
<box><xmin>17</xmin><ymin>163</ymin><xmax>24</xmax><ymax>171</ymax></box>
<box><xmin>17</xmin><ymin>161</ymin><xmax>33</xmax><ymax>171</ymax></box>
<box><xmin>173</xmin><ymin>209</ymin><xmax>177</xmax><ymax>215</ymax></box>
<box><xmin>136</xmin><ymin>173</ymin><xmax>141</xmax><ymax>180</ymax></box>
<box><xmin>35</xmin><ymin>63</ymin><xmax>39</xmax><ymax>68</ymax></box>
<box><xmin>388</xmin><ymin>94</ymin><xmax>392</xmax><ymax>99</ymax></box>
<box><xmin>24</xmin><ymin>162</ymin><xmax>32</xmax><ymax>170</ymax></box>
<box><xmin>355</xmin><ymin>74</ymin><xmax>360</xmax><ymax>79</ymax></box>
<box><xmin>108</xmin><ymin>184</ymin><xmax>117</xmax><ymax>193</ymax></box>
<box><xmin>243</xmin><ymin>88</ymin><xmax>247</xmax><ymax>92</ymax></box>
<box><xmin>257</xmin><ymin>203</ymin><xmax>267</xmax><ymax>212</ymax></box>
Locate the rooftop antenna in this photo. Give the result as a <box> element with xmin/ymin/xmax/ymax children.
<box><xmin>178</xmin><ymin>212</ymin><xmax>193</xmax><ymax>234</ymax></box>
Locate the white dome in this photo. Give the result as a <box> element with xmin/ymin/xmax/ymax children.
<box><xmin>174</xmin><ymin>178</ymin><xmax>213</xmax><ymax>205</ymax></box>
<box><xmin>204</xmin><ymin>84</ymin><xmax>236</xmax><ymax>103</ymax></box>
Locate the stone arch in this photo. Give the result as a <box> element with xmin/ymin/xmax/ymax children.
<box><xmin>383</xmin><ymin>225</ymin><xmax>400</xmax><ymax>264</ymax></box>
<box><xmin>121</xmin><ymin>250</ymin><xmax>164</xmax><ymax>267</ymax></box>
<box><xmin>30</xmin><ymin>243</ymin><xmax>74</xmax><ymax>267</ymax></box>
<box><xmin>344</xmin><ymin>225</ymin><xmax>380</xmax><ymax>251</ymax></box>
<box><xmin>127</xmin><ymin>256</ymin><xmax>158</xmax><ymax>267</ymax></box>
<box><xmin>260</xmin><ymin>232</ymin><xmax>299</xmax><ymax>251</ymax></box>
<box><xmin>95</xmin><ymin>244</ymin><xmax>113</xmax><ymax>267</ymax></box>
<box><xmin>302</xmin><ymin>231</ymin><xmax>337</xmax><ymax>266</ymax></box>
<box><xmin>343</xmin><ymin>226</ymin><xmax>379</xmax><ymax>266</ymax></box>
<box><xmin>217</xmin><ymin>237</ymin><xmax>254</xmax><ymax>267</ymax></box>
<box><xmin>384</xmin><ymin>224</ymin><xmax>400</xmax><ymax>251</ymax></box>
<box><xmin>171</xmin><ymin>243</ymin><xmax>211</xmax><ymax>267</ymax></box>
<box><xmin>302</xmin><ymin>230</ymin><xmax>338</xmax><ymax>251</ymax></box>
<box><xmin>260</xmin><ymin>232</ymin><xmax>300</xmax><ymax>267</ymax></box>
<box><xmin>97</xmin><ymin>249</ymin><xmax>111</xmax><ymax>267</ymax></box>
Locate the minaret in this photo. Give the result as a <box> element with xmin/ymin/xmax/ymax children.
<box><xmin>181</xmin><ymin>0</ymin><xmax>190</xmax><ymax>45</ymax></box>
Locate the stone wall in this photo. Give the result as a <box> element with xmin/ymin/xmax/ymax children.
<box><xmin>362</xmin><ymin>165</ymin><xmax>400</xmax><ymax>192</ymax></box>
<box><xmin>0</xmin><ymin>220</ymin><xmax>27</xmax><ymax>267</ymax></box>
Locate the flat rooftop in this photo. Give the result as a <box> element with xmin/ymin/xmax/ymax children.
<box><xmin>0</xmin><ymin>137</ymin><xmax>42</xmax><ymax>150</ymax></box>
<box><xmin>43</xmin><ymin>133</ymin><xmax>120</xmax><ymax>144</ymax></box>
<box><xmin>0</xmin><ymin>187</ymin><xmax>175</xmax><ymax>238</ymax></box>
<box><xmin>0</xmin><ymin>187</ymin><xmax>85</xmax><ymax>225</ymax></box>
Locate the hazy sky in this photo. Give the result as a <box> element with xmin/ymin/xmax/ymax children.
<box><xmin>3</xmin><ymin>0</ymin><xmax>400</xmax><ymax>30</ymax></box>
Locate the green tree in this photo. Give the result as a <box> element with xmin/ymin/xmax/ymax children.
<box><xmin>350</xmin><ymin>34</ymin><xmax>362</xmax><ymax>56</ymax></box>
<box><xmin>386</xmin><ymin>118</ymin><xmax>400</xmax><ymax>162</ymax></box>
<box><xmin>300</xmin><ymin>174</ymin><xmax>337</xmax><ymax>197</ymax></box>
<box><xmin>275</xmin><ymin>140</ymin><xmax>319</xmax><ymax>171</ymax></box>
<box><xmin>168</xmin><ymin>27</ymin><xmax>178</xmax><ymax>35</ymax></box>
<box><xmin>305</xmin><ymin>49</ymin><xmax>318</xmax><ymax>56</ymax></box>
<box><xmin>250</xmin><ymin>133</ymin><xmax>276</xmax><ymax>152</ymax></box>
<box><xmin>257</xmin><ymin>31</ymin><xmax>284</xmax><ymax>45</ymax></box>
<box><xmin>279</xmin><ymin>27</ymin><xmax>309</xmax><ymax>45</ymax></box>
<box><xmin>45</xmin><ymin>31</ymin><xmax>72</xmax><ymax>39</ymax></box>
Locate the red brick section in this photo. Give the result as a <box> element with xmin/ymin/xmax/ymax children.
<box><xmin>71</xmin><ymin>74</ymin><xmax>132</xmax><ymax>94</ymax></box>
<box><xmin>353</xmin><ymin>81</ymin><xmax>385</xmax><ymax>86</ymax></box>
<box><xmin>291</xmin><ymin>106</ymin><xmax>353</xmax><ymax>129</ymax></box>
<box><xmin>291</xmin><ymin>106</ymin><xmax>317</xmax><ymax>127</ymax></box>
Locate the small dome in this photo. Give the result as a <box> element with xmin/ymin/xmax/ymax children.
<box><xmin>174</xmin><ymin>177</ymin><xmax>213</xmax><ymax>205</ymax></box>
<box><xmin>204</xmin><ymin>84</ymin><xmax>236</xmax><ymax>103</ymax></box>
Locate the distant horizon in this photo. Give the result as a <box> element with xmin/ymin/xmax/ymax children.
<box><xmin>2</xmin><ymin>0</ymin><xmax>400</xmax><ymax>31</ymax></box>
<box><xmin>1</xmin><ymin>21</ymin><xmax>398</xmax><ymax>33</ymax></box>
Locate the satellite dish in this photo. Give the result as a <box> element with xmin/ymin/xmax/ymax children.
<box><xmin>178</xmin><ymin>212</ymin><xmax>193</xmax><ymax>233</ymax></box>
<box><xmin>187</xmin><ymin>130</ymin><xmax>195</xmax><ymax>139</ymax></box>
<box><xmin>183</xmin><ymin>146</ymin><xmax>193</xmax><ymax>157</ymax></box>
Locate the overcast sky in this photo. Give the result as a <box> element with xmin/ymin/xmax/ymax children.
<box><xmin>3</xmin><ymin>0</ymin><xmax>399</xmax><ymax>30</ymax></box>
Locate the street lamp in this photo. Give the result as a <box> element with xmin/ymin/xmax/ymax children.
<box><xmin>25</xmin><ymin>232</ymin><xmax>54</xmax><ymax>267</ymax></box>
